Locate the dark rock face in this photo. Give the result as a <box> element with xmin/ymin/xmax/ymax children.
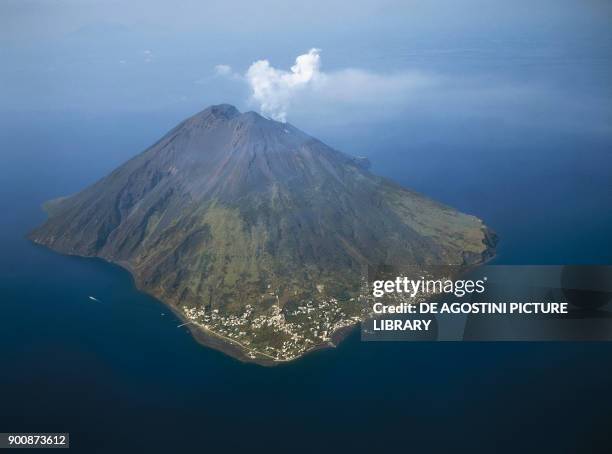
<box><xmin>30</xmin><ymin>104</ymin><xmax>496</xmax><ymax>361</ymax></box>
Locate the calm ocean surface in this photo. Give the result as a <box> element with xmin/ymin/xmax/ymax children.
<box><xmin>1</xmin><ymin>112</ymin><xmax>611</xmax><ymax>452</ymax></box>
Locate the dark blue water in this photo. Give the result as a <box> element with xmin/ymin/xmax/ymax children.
<box><xmin>1</xmin><ymin>112</ymin><xmax>611</xmax><ymax>453</ymax></box>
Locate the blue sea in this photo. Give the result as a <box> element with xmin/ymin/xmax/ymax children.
<box><xmin>1</xmin><ymin>111</ymin><xmax>611</xmax><ymax>453</ymax></box>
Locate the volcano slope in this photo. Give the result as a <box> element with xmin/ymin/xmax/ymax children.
<box><xmin>30</xmin><ymin>104</ymin><xmax>496</xmax><ymax>363</ymax></box>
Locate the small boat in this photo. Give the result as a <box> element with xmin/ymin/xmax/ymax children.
<box><xmin>88</xmin><ymin>296</ymin><xmax>101</xmax><ymax>302</ymax></box>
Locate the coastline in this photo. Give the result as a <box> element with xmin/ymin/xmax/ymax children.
<box><xmin>138</xmin><ymin>284</ymin><xmax>360</xmax><ymax>367</ymax></box>
<box><xmin>28</xmin><ymin>236</ymin><xmax>354</xmax><ymax>366</ymax></box>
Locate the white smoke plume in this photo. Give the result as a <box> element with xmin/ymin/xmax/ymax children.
<box><xmin>215</xmin><ymin>49</ymin><xmax>438</xmax><ymax>122</ymax></box>
<box><xmin>245</xmin><ymin>48</ymin><xmax>322</xmax><ymax>122</ymax></box>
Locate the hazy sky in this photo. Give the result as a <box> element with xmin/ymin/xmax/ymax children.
<box><xmin>2</xmin><ymin>0</ymin><xmax>611</xmax><ymax>137</ymax></box>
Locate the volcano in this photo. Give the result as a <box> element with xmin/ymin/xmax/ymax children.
<box><xmin>30</xmin><ymin>104</ymin><xmax>496</xmax><ymax>363</ymax></box>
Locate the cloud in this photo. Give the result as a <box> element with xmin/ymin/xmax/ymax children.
<box><xmin>214</xmin><ymin>64</ymin><xmax>233</xmax><ymax>76</ymax></box>
<box><xmin>233</xmin><ymin>48</ymin><xmax>437</xmax><ymax>122</ymax></box>
<box><xmin>196</xmin><ymin>64</ymin><xmax>241</xmax><ymax>84</ymax></box>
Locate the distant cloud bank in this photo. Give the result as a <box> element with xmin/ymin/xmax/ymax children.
<box><xmin>211</xmin><ymin>49</ymin><xmax>611</xmax><ymax>137</ymax></box>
